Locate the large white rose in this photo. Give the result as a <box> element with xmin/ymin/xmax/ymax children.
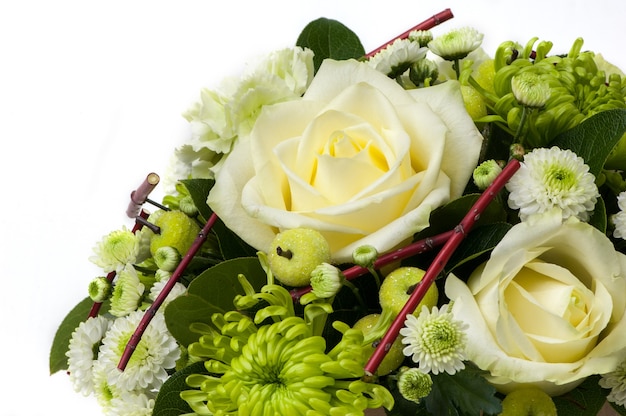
<box><xmin>445</xmin><ymin>209</ymin><xmax>626</xmax><ymax>396</ymax></box>
<box><xmin>208</xmin><ymin>59</ymin><xmax>483</xmax><ymax>262</ymax></box>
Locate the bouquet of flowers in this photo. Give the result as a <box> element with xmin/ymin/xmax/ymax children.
<box><xmin>50</xmin><ymin>8</ymin><xmax>626</xmax><ymax>416</ymax></box>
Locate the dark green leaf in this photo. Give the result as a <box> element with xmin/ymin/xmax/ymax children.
<box><xmin>49</xmin><ymin>297</ymin><xmax>109</xmax><ymax>374</ymax></box>
<box><xmin>550</xmin><ymin>109</ymin><xmax>626</xmax><ymax>177</ymax></box>
<box><xmin>296</xmin><ymin>18</ymin><xmax>365</xmax><ymax>72</ymax></box>
<box><xmin>446</xmin><ymin>222</ymin><xmax>512</xmax><ymax>275</ymax></box>
<box><xmin>152</xmin><ymin>361</ymin><xmax>209</xmax><ymax>416</ymax></box>
<box><xmin>180</xmin><ymin>178</ymin><xmax>214</xmax><ymax>221</ymax></box>
<box><xmin>164</xmin><ymin>257</ymin><xmax>266</xmax><ymax>347</ymax></box>
<box><xmin>589</xmin><ymin>196</ymin><xmax>607</xmax><ymax>234</ymax></box>
<box><xmin>212</xmin><ymin>216</ymin><xmax>258</xmax><ymax>260</ymax></box>
<box><xmin>425</xmin><ymin>367</ymin><xmax>501</xmax><ymax>416</ymax></box>
<box><xmin>553</xmin><ymin>375</ymin><xmax>608</xmax><ymax>415</ymax></box>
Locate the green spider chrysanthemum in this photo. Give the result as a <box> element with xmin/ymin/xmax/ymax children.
<box><xmin>181</xmin><ymin>283</ymin><xmax>393</xmax><ymax>415</ymax></box>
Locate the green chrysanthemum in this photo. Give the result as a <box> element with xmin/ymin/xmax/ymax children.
<box><xmin>181</xmin><ymin>283</ymin><xmax>394</xmax><ymax>415</ymax></box>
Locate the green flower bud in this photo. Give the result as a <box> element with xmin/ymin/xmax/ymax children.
<box><xmin>310</xmin><ymin>263</ymin><xmax>344</xmax><ymax>298</ymax></box>
<box><xmin>110</xmin><ymin>265</ymin><xmax>145</xmax><ymax>317</ymax></box>
<box><xmin>409</xmin><ymin>59</ymin><xmax>439</xmax><ymax>86</ymax></box>
<box><xmin>473</xmin><ymin>159</ymin><xmax>503</xmax><ymax>190</ymax></box>
<box><xmin>397</xmin><ymin>367</ymin><xmax>433</xmax><ymax>403</ymax></box>
<box><xmin>88</xmin><ymin>276</ymin><xmax>112</xmax><ymax>302</ymax></box>
<box><xmin>511</xmin><ymin>72</ymin><xmax>551</xmax><ymax>108</ymax></box>
<box><xmin>352</xmin><ymin>245</ymin><xmax>378</xmax><ymax>268</ymax></box>
<box><xmin>408</xmin><ymin>30</ymin><xmax>433</xmax><ymax>47</ymax></box>
<box><xmin>153</xmin><ymin>246</ymin><xmax>181</xmax><ymax>272</ymax></box>
<box><xmin>155</xmin><ymin>269</ymin><xmax>172</xmax><ymax>282</ymax></box>
<box><xmin>510</xmin><ymin>143</ymin><xmax>526</xmax><ymax>161</ymax></box>
<box><xmin>178</xmin><ymin>196</ymin><xmax>198</xmax><ymax>217</ymax></box>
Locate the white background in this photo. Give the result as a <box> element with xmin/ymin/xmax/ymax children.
<box><xmin>1</xmin><ymin>1</ymin><xmax>625</xmax><ymax>414</ymax></box>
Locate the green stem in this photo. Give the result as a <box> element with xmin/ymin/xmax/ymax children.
<box><xmin>515</xmin><ymin>106</ymin><xmax>529</xmax><ymax>145</ymax></box>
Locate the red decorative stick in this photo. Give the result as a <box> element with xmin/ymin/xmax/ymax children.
<box><xmin>126</xmin><ymin>172</ymin><xmax>160</xmax><ymax>218</ymax></box>
<box><xmin>117</xmin><ymin>212</ymin><xmax>219</xmax><ymax>371</ymax></box>
<box><xmin>365</xmin><ymin>8</ymin><xmax>454</xmax><ymax>58</ymax></box>
<box><xmin>363</xmin><ymin>158</ymin><xmax>521</xmax><ymax>375</ymax></box>
<box><xmin>289</xmin><ymin>230</ymin><xmax>455</xmax><ymax>301</ymax></box>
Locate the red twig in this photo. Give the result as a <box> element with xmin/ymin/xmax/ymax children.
<box><xmin>117</xmin><ymin>212</ymin><xmax>219</xmax><ymax>371</ymax></box>
<box><xmin>126</xmin><ymin>172</ymin><xmax>160</xmax><ymax>218</ymax></box>
<box><xmin>365</xmin><ymin>8</ymin><xmax>454</xmax><ymax>59</ymax></box>
<box><xmin>363</xmin><ymin>158</ymin><xmax>521</xmax><ymax>375</ymax></box>
<box><xmin>289</xmin><ymin>230</ymin><xmax>455</xmax><ymax>301</ymax></box>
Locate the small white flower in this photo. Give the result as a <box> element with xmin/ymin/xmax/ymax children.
<box><xmin>90</xmin><ymin>227</ymin><xmax>141</xmax><ymax>273</ymax></box>
<box><xmin>612</xmin><ymin>191</ymin><xmax>626</xmax><ymax>239</ymax></box>
<box><xmin>400</xmin><ymin>304</ymin><xmax>467</xmax><ymax>375</ymax></box>
<box><xmin>109</xmin><ymin>264</ymin><xmax>145</xmax><ymax>318</ymax></box>
<box><xmin>506</xmin><ymin>146</ymin><xmax>599</xmax><ymax>221</ymax></box>
<box><xmin>148</xmin><ymin>278</ymin><xmax>187</xmax><ymax>306</ymax></box>
<box><xmin>66</xmin><ymin>316</ymin><xmax>111</xmax><ymax>396</ymax></box>
<box><xmin>108</xmin><ymin>391</ymin><xmax>155</xmax><ymax>416</ymax></box>
<box><xmin>98</xmin><ymin>310</ymin><xmax>180</xmax><ymax>392</ymax></box>
<box><xmin>600</xmin><ymin>360</ymin><xmax>626</xmax><ymax>406</ymax></box>
<box><xmin>92</xmin><ymin>360</ymin><xmax>119</xmax><ymax>411</ymax></box>
<box><xmin>428</xmin><ymin>27</ymin><xmax>483</xmax><ymax>61</ymax></box>
<box><xmin>368</xmin><ymin>38</ymin><xmax>427</xmax><ymax>77</ymax></box>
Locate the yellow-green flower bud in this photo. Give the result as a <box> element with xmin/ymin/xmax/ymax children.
<box><xmin>110</xmin><ymin>265</ymin><xmax>144</xmax><ymax>317</ymax></box>
<box><xmin>409</xmin><ymin>59</ymin><xmax>439</xmax><ymax>86</ymax></box>
<box><xmin>153</xmin><ymin>246</ymin><xmax>181</xmax><ymax>272</ymax></box>
<box><xmin>428</xmin><ymin>27</ymin><xmax>483</xmax><ymax>61</ymax></box>
<box><xmin>88</xmin><ymin>277</ymin><xmax>112</xmax><ymax>302</ymax></box>
<box><xmin>352</xmin><ymin>245</ymin><xmax>378</xmax><ymax>268</ymax></box>
<box><xmin>310</xmin><ymin>263</ymin><xmax>344</xmax><ymax>298</ymax></box>
<box><xmin>397</xmin><ymin>367</ymin><xmax>433</xmax><ymax>403</ymax></box>
<box><xmin>473</xmin><ymin>159</ymin><xmax>503</xmax><ymax>190</ymax></box>
<box><xmin>511</xmin><ymin>72</ymin><xmax>551</xmax><ymax>108</ymax></box>
<box><xmin>178</xmin><ymin>196</ymin><xmax>198</xmax><ymax>217</ymax></box>
<box><xmin>89</xmin><ymin>227</ymin><xmax>140</xmax><ymax>273</ymax></box>
<box><xmin>155</xmin><ymin>269</ymin><xmax>172</xmax><ymax>282</ymax></box>
<box><xmin>408</xmin><ymin>30</ymin><xmax>433</xmax><ymax>47</ymax></box>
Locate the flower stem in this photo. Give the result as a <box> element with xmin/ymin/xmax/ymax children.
<box><xmin>117</xmin><ymin>212</ymin><xmax>219</xmax><ymax>371</ymax></box>
<box><xmin>365</xmin><ymin>9</ymin><xmax>454</xmax><ymax>58</ymax></box>
<box><xmin>289</xmin><ymin>230</ymin><xmax>454</xmax><ymax>301</ymax></box>
<box><xmin>363</xmin><ymin>158</ymin><xmax>521</xmax><ymax>376</ymax></box>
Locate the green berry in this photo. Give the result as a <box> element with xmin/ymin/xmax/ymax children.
<box><xmin>353</xmin><ymin>314</ymin><xmax>404</xmax><ymax>376</ymax></box>
<box><xmin>461</xmin><ymin>85</ymin><xmax>487</xmax><ymax>121</ymax></box>
<box><xmin>267</xmin><ymin>228</ymin><xmax>331</xmax><ymax>287</ymax></box>
<box><xmin>499</xmin><ymin>388</ymin><xmax>557</xmax><ymax>416</ymax></box>
<box><xmin>149</xmin><ymin>210</ymin><xmax>200</xmax><ymax>257</ymax></box>
<box><xmin>379</xmin><ymin>267</ymin><xmax>438</xmax><ymax>318</ymax></box>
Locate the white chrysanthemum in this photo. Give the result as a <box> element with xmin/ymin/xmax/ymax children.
<box><xmin>98</xmin><ymin>310</ymin><xmax>180</xmax><ymax>392</ymax></box>
<box><xmin>310</xmin><ymin>262</ymin><xmax>344</xmax><ymax>298</ymax></box>
<box><xmin>148</xmin><ymin>278</ymin><xmax>187</xmax><ymax>307</ymax></box>
<box><xmin>612</xmin><ymin>191</ymin><xmax>626</xmax><ymax>239</ymax></box>
<box><xmin>400</xmin><ymin>304</ymin><xmax>468</xmax><ymax>375</ymax></box>
<box><xmin>183</xmin><ymin>87</ymin><xmax>235</xmax><ymax>154</ymax></box>
<box><xmin>368</xmin><ymin>38</ymin><xmax>427</xmax><ymax>76</ymax></box>
<box><xmin>506</xmin><ymin>146</ymin><xmax>599</xmax><ymax>221</ymax></box>
<box><xmin>600</xmin><ymin>360</ymin><xmax>626</xmax><ymax>406</ymax></box>
<box><xmin>92</xmin><ymin>360</ymin><xmax>119</xmax><ymax>411</ymax></box>
<box><xmin>428</xmin><ymin>27</ymin><xmax>483</xmax><ymax>60</ymax></box>
<box><xmin>89</xmin><ymin>227</ymin><xmax>140</xmax><ymax>273</ymax></box>
<box><xmin>108</xmin><ymin>391</ymin><xmax>155</xmax><ymax>416</ymax></box>
<box><xmin>109</xmin><ymin>264</ymin><xmax>145</xmax><ymax>318</ymax></box>
<box><xmin>248</xmin><ymin>46</ymin><xmax>315</xmax><ymax>96</ymax></box>
<box><xmin>66</xmin><ymin>316</ymin><xmax>111</xmax><ymax>396</ymax></box>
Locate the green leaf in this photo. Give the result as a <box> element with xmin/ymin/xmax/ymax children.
<box><xmin>180</xmin><ymin>178</ymin><xmax>214</xmax><ymax>221</ymax></box>
<box><xmin>589</xmin><ymin>196</ymin><xmax>607</xmax><ymax>234</ymax></box>
<box><xmin>425</xmin><ymin>367</ymin><xmax>502</xmax><ymax>416</ymax></box>
<box><xmin>446</xmin><ymin>222</ymin><xmax>512</xmax><ymax>275</ymax></box>
<box><xmin>550</xmin><ymin>108</ymin><xmax>626</xmax><ymax>177</ymax></box>
<box><xmin>164</xmin><ymin>257</ymin><xmax>266</xmax><ymax>347</ymax></box>
<box><xmin>296</xmin><ymin>18</ymin><xmax>366</xmax><ymax>72</ymax></box>
<box><xmin>152</xmin><ymin>361</ymin><xmax>209</xmax><ymax>416</ymax></box>
<box><xmin>553</xmin><ymin>375</ymin><xmax>608</xmax><ymax>415</ymax></box>
<box><xmin>49</xmin><ymin>297</ymin><xmax>109</xmax><ymax>374</ymax></box>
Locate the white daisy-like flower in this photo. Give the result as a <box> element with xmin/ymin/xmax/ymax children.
<box><xmin>108</xmin><ymin>391</ymin><xmax>155</xmax><ymax>416</ymax></box>
<box><xmin>66</xmin><ymin>316</ymin><xmax>111</xmax><ymax>396</ymax></box>
<box><xmin>400</xmin><ymin>304</ymin><xmax>468</xmax><ymax>375</ymax></box>
<box><xmin>148</xmin><ymin>277</ymin><xmax>187</xmax><ymax>307</ymax></box>
<box><xmin>600</xmin><ymin>360</ymin><xmax>626</xmax><ymax>406</ymax></box>
<box><xmin>427</xmin><ymin>27</ymin><xmax>483</xmax><ymax>61</ymax></box>
<box><xmin>98</xmin><ymin>310</ymin><xmax>180</xmax><ymax>392</ymax></box>
<box><xmin>92</xmin><ymin>360</ymin><xmax>120</xmax><ymax>411</ymax></box>
<box><xmin>612</xmin><ymin>191</ymin><xmax>626</xmax><ymax>239</ymax></box>
<box><xmin>506</xmin><ymin>146</ymin><xmax>599</xmax><ymax>221</ymax></box>
<box><xmin>89</xmin><ymin>227</ymin><xmax>141</xmax><ymax>273</ymax></box>
<box><xmin>109</xmin><ymin>264</ymin><xmax>145</xmax><ymax>318</ymax></box>
<box><xmin>367</xmin><ymin>38</ymin><xmax>427</xmax><ymax>77</ymax></box>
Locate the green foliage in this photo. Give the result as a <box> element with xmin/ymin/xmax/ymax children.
<box><xmin>49</xmin><ymin>297</ymin><xmax>109</xmax><ymax>374</ymax></box>
<box><xmin>296</xmin><ymin>17</ymin><xmax>365</xmax><ymax>72</ymax></box>
<box><xmin>163</xmin><ymin>257</ymin><xmax>267</xmax><ymax>347</ymax></box>
<box><xmin>553</xmin><ymin>375</ymin><xmax>609</xmax><ymax>415</ymax></box>
<box><xmin>425</xmin><ymin>367</ymin><xmax>502</xmax><ymax>416</ymax></box>
<box><xmin>446</xmin><ymin>222</ymin><xmax>512</xmax><ymax>276</ymax></box>
<box><xmin>152</xmin><ymin>361</ymin><xmax>209</xmax><ymax>416</ymax></box>
<box><xmin>550</xmin><ymin>108</ymin><xmax>626</xmax><ymax>177</ymax></box>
